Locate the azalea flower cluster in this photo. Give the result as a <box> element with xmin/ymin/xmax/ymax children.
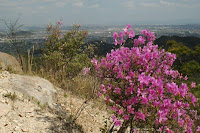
<box><xmin>92</xmin><ymin>25</ymin><xmax>199</xmax><ymax>132</ymax></box>
<box><xmin>46</xmin><ymin>21</ymin><xmax>63</xmax><ymax>40</ymax></box>
<box><xmin>113</xmin><ymin>24</ymin><xmax>155</xmax><ymax>46</ymax></box>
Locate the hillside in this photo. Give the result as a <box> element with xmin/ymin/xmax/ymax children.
<box><xmin>154</xmin><ymin>36</ymin><xmax>200</xmax><ymax>49</ymax></box>
<box><xmin>1</xmin><ymin>35</ymin><xmax>200</xmax><ymax>58</ymax></box>
<box><xmin>0</xmin><ymin>71</ymin><xmax>110</xmax><ymax>133</ymax></box>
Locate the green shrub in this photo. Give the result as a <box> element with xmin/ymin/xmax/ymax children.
<box><xmin>43</xmin><ymin>23</ymin><xmax>88</xmax><ymax>79</ymax></box>
<box><xmin>181</xmin><ymin>60</ymin><xmax>200</xmax><ymax>76</ymax></box>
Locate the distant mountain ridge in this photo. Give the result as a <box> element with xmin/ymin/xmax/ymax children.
<box><xmin>85</xmin><ymin>36</ymin><xmax>200</xmax><ymax>56</ymax></box>
<box><xmin>154</xmin><ymin>36</ymin><xmax>200</xmax><ymax>49</ymax></box>
<box><xmin>0</xmin><ymin>35</ymin><xmax>200</xmax><ymax>57</ymax></box>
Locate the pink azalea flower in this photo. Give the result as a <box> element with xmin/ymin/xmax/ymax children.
<box><xmin>141</xmin><ymin>29</ymin><xmax>148</xmax><ymax>35</ymax></box>
<box><xmin>91</xmin><ymin>58</ymin><xmax>98</xmax><ymax>65</ymax></box>
<box><xmin>165</xmin><ymin>127</ymin><xmax>174</xmax><ymax>133</ymax></box>
<box><xmin>57</xmin><ymin>21</ymin><xmax>63</xmax><ymax>25</ymax></box>
<box><xmin>134</xmin><ymin>39</ymin><xmax>139</xmax><ymax>46</ymax></box>
<box><xmin>187</xmin><ymin>128</ymin><xmax>192</xmax><ymax>133</ymax></box>
<box><xmin>100</xmin><ymin>84</ymin><xmax>107</xmax><ymax>94</ymax></box>
<box><xmin>126</xmin><ymin>24</ymin><xmax>132</xmax><ymax>29</ymax></box>
<box><xmin>158</xmin><ymin>110</ymin><xmax>168</xmax><ymax>123</ymax></box>
<box><xmin>127</xmin><ymin>105</ymin><xmax>134</xmax><ymax>114</ymax></box>
<box><xmin>129</xmin><ymin>30</ymin><xmax>135</xmax><ymax>39</ymax></box>
<box><xmin>189</xmin><ymin>93</ymin><xmax>197</xmax><ymax>106</ymax></box>
<box><xmin>135</xmin><ymin>111</ymin><xmax>145</xmax><ymax>121</ymax></box>
<box><xmin>179</xmin><ymin>83</ymin><xmax>188</xmax><ymax>97</ymax></box>
<box><xmin>133</xmin><ymin>129</ymin><xmax>137</xmax><ymax>133</ymax></box>
<box><xmin>114</xmin><ymin>39</ymin><xmax>118</xmax><ymax>45</ymax></box>
<box><xmin>124</xmin><ymin>28</ymin><xmax>128</xmax><ymax>34</ymax></box>
<box><xmin>97</xmin><ymin>92</ymin><xmax>101</xmax><ymax>97</ymax></box>
<box><xmin>120</xmin><ymin>38</ymin><xmax>124</xmax><ymax>45</ymax></box>
<box><xmin>105</xmin><ymin>96</ymin><xmax>110</xmax><ymax>103</ymax></box>
<box><xmin>124</xmin><ymin>114</ymin><xmax>129</xmax><ymax>120</ymax></box>
<box><xmin>184</xmin><ymin>75</ymin><xmax>188</xmax><ymax>80</ymax></box>
<box><xmin>112</xmin><ymin>115</ymin><xmax>117</xmax><ymax>121</ymax></box>
<box><xmin>141</xmin><ymin>95</ymin><xmax>149</xmax><ymax>105</ymax></box>
<box><xmin>113</xmin><ymin>32</ymin><xmax>118</xmax><ymax>39</ymax></box>
<box><xmin>118</xmin><ymin>109</ymin><xmax>124</xmax><ymax>115</ymax></box>
<box><xmin>119</xmin><ymin>31</ymin><xmax>124</xmax><ymax>38</ymax></box>
<box><xmin>114</xmin><ymin>87</ymin><xmax>121</xmax><ymax>94</ymax></box>
<box><xmin>114</xmin><ymin>120</ymin><xmax>122</xmax><ymax>127</ymax></box>
<box><xmin>82</xmin><ymin>67</ymin><xmax>90</xmax><ymax>75</ymax></box>
<box><xmin>197</xmin><ymin>126</ymin><xmax>200</xmax><ymax>132</ymax></box>
<box><xmin>191</xmin><ymin>82</ymin><xmax>196</xmax><ymax>88</ymax></box>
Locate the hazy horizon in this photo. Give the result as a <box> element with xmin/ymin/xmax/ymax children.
<box><xmin>0</xmin><ymin>0</ymin><xmax>200</xmax><ymax>26</ymax></box>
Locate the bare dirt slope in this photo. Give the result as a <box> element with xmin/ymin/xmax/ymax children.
<box><xmin>0</xmin><ymin>71</ymin><xmax>110</xmax><ymax>133</ymax></box>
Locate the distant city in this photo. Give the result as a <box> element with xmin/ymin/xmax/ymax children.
<box><xmin>0</xmin><ymin>24</ymin><xmax>200</xmax><ymax>55</ymax></box>
<box><xmin>1</xmin><ymin>24</ymin><xmax>200</xmax><ymax>42</ymax></box>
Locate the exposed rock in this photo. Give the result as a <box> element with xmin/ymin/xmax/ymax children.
<box><xmin>0</xmin><ymin>52</ymin><xmax>23</xmax><ymax>74</ymax></box>
<box><xmin>0</xmin><ymin>71</ymin><xmax>57</xmax><ymax>107</ymax></box>
<box><xmin>0</xmin><ymin>71</ymin><xmax>110</xmax><ymax>133</ymax></box>
<box><xmin>0</xmin><ymin>83</ymin><xmax>56</xmax><ymax>133</ymax></box>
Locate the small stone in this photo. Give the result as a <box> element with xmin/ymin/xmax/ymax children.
<box><xmin>21</xmin><ymin>128</ymin><xmax>29</xmax><ymax>132</ymax></box>
<box><xmin>65</xmin><ymin>108</ymin><xmax>71</xmax><ymax>112</ymax></box>
<box><xmin>14</xmin><ymin>126</ymin><xmax>20</xmax><ymax>131</ymax></box>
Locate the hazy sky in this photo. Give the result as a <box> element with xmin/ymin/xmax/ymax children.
<box><xmin>0</xmin><ymin>0</ymin><xmax>200</xmax><ymax>26</ymax></box>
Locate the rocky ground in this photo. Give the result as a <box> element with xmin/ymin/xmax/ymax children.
<box><xmin>0</xmin><ymin>71</ymin><xmax>111</xmax><ymax>133</ymax></box>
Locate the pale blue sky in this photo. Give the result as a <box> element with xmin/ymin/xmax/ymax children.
<box><xmin>0</xmin><ymin>0</ymin><xmax>200</xmax><ymax>26</ymax></box>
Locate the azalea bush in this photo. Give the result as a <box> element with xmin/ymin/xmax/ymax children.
<box><xmin>43</xmin><ymin>21</ymin><xmax>90</xmax><ymax>78</ymax></box>
<box><xmin>92</xmin><ymin>25</ymin><xmax>200</xmax><ymax>133</ymax></box>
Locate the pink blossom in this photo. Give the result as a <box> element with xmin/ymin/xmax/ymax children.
<box><xmin>124</xmin><ymin>28</ymin><xmax>128</xmax><ymax>34</ymax></box>
<box><xmin>126</xmin><ymin>24</ymin><xmax>132</xmax><ymax>29</ymax></box>
<box><xmin>141</xmin><ymin>29</ymin><xmax>148</xmax><ymax>35</ymax></box>
<box><xmin>124</xmin><ymin>114</ymin><xmax>129</xmax><ymax>120</ymax></box>
<box><xmin>119</xmin><ymin>31</ymin><xmax>124</xmax><ymax>38</ymax></box>
<box><xmin>158</xmin><ymin>110</ymin><xmax>168</xmax><ymax>123</ymax></box>
<box><xmin>118</xmin><ymin>109</ymin><xmax>124</xmax><ymax>115</ymax></box>
<box><xmin>127</xmin><ymin>105</ymin><xmax>134</xmax><ymax>114</ymax></box>
<box><xmin>189</xmin><ymin>93</ymin><xmax>197</xmax><ymax>106</ymax></box>
<box><xmin>179</xmin><ymin>83</ymin><xmax>188</xmax><ymax>97</ymax></box>
<box><xmin>91</xmin><ymin>58</ymin><xmax>98</xmax><ymax>65</ymax></box>
<box><xmin>114</xmin><ymin>120</ymin><xmax>122</xmax><ymax>127</ymax></box>
<box><xmin>129</xmin><ymin>30</ymin><xmax>135</xmax><ymax>39</ymax></box>
<box><xmin>100</xmin><ymin>84</ymin><xmax>107</xmax><ymax>94</ymax></box>
<box><xmin>57</xmin><ymin>21</ymin><xmax>63</xmax><ymax>25</ymax></box>
<box><xmin>105</xmin><ymin>96</ymin><xmax>110</xmax><ymax>103</ymax></box>
<box><xmin>191</xmin><ymin>82</ymin><xmax>196</xmax><ymax>88</ymax></box>
<box><xmin>135</xmin><ymin>111</ymin><xmax>145</xmax><ymax>121</ymax></box>
<box><xmin>120</xmin><ymin>38</ymin><xmax>124</xmax><ymax>45</ymax></box>
<box><xmin>114</xmin><ymin>87</ymin><xmax>121</xmax><ymax>94</ymax></box>
<box><xmin>141</xmin><ymin>95</ymin><xmax>149</xmax><ymax>105</ymax></box>
<box><xmin>111</xmin><ymin>106</ymin><xmax>118</xmax><ymax>112</ymax></box>
<box><xmin>184</xmin><ymin>75</ymin><xmax>188</xmax><ymax>80</ymax></box>
<box><xmin>133</xmin><ymin>129</ymin><xmax>137</xmax><ymax>133</ymax></box>
<box><xmin>97</xmin><ymin>92</ymin><xmax>101</xmax><ymax>97</ymax></box>
<box><xmin>165</xmin><ymin>127</ymin><xmax>174</xmax><ymax>133</ymax></box>
<box><xmin>197</xmin><ymin>126</ymin><xmax>200</xmax><ymax>132</ymax></box>
<box><xmin>82</xmin><ymin>67</ymin><xmax>90</xmax><ymax>75</ymax></box>
<box><xmin>113</xmin><ymin>32</ymin><xmax>118</xmax><ymax>39</ymax></box>
<box><xmin>112</xmin><ymin>115</ymin><xmax>117</xmax><ymax>121</ymax></box>
<box><xmin>114</xmin><ymin>39</ymin><xmax>118</xmax><ymax>45</ymax></box>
